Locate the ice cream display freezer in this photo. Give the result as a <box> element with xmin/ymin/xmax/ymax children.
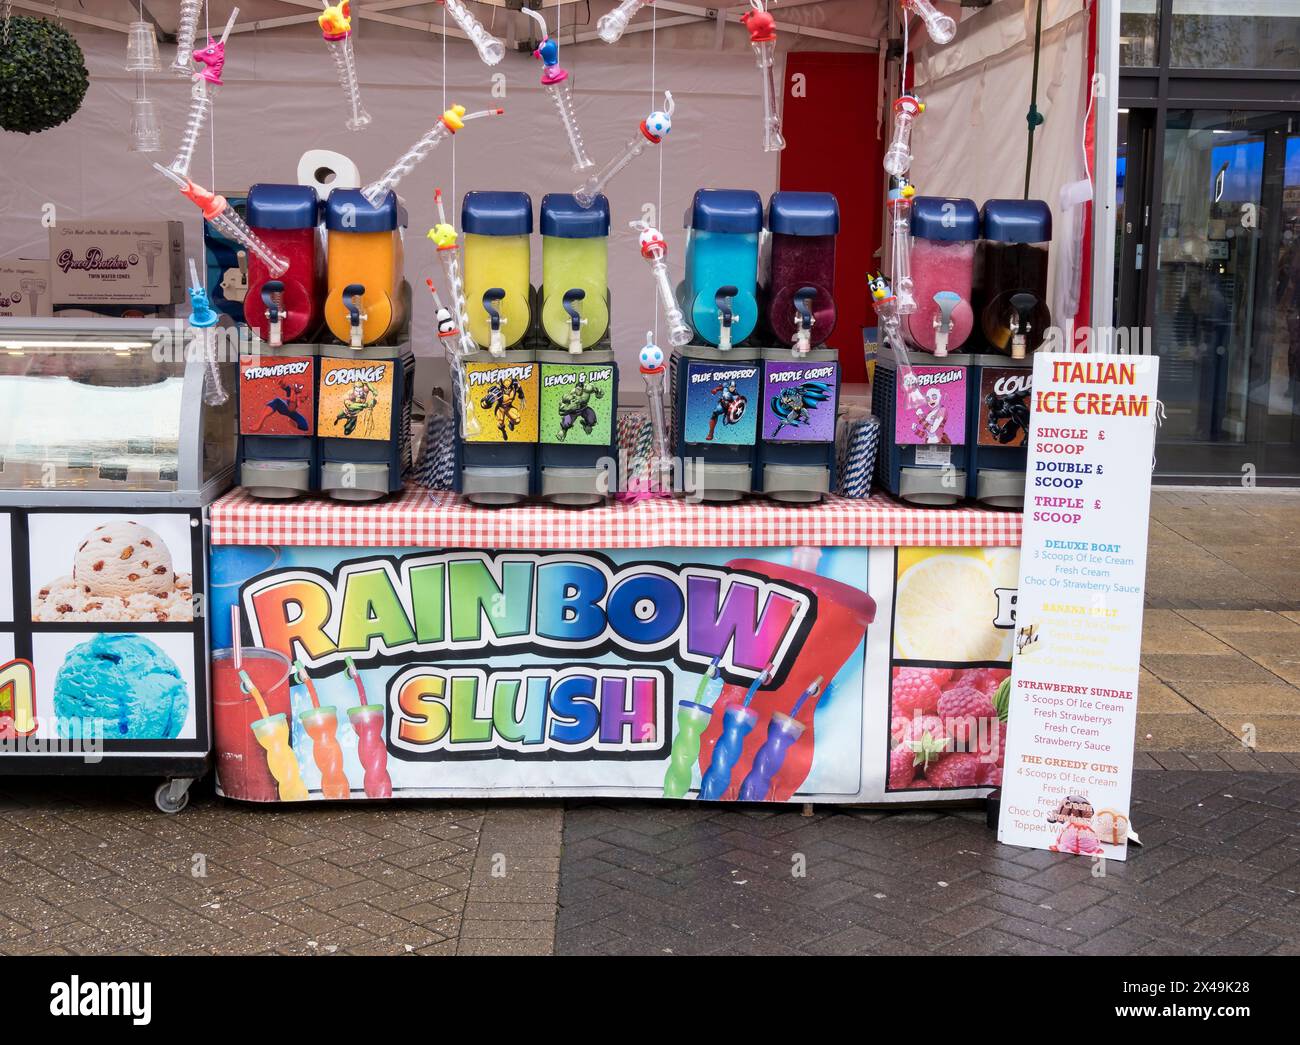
<box><xmin>0</xmin><ymin>318</ymin><xmax>235</xmax><ymax>811</ymax></box>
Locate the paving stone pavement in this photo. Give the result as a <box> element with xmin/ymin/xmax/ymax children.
<box><xmin>0</xmin><ymin>780</ymin><xmax>559</xmax><ymax>956</ymax></box>
<box><xmin>555</xmin><ymin>771</ymin><xmax>1300</xmax><ymax>956</ymax></box>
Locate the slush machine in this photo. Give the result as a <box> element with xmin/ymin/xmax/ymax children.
<box><xmin>755</xmin><ymin>191</ymin><xmax>840</xmax><ymax>502</ymax></box>
<box><xmin>671</xmin><ymin>189</ymin><xmax>764</xmax><ymax>501</ymax></box>
<box><xmin>537</xmin><ymin>193</ymin><xmax>618</xmax><ymax>505</ymax></box>
<box><xmin>453</xmin><ymin>191</ymin><xmax>539</xmax><ymax>505</ymax></box>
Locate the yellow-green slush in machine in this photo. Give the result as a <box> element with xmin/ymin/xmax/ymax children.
<box><xmin>454</xmin><ymin>191</ymin><xmax>538</xmax><ymax>505</ymax></box>
<box><xmin>536</xmin><ymin>193</ymin><xmax>617</xmax><ymax>505</ymax></box>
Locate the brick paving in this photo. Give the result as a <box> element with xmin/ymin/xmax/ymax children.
<box><xmin>555</xmin><ymin>772</ymin><xmax>1300</xmax><ymax>956</ymax></box>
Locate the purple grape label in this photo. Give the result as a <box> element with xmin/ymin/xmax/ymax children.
<box><xmin>761</xmin><ymin>359</ymin><xmax>838</xmax><ymax>443</ymax></box>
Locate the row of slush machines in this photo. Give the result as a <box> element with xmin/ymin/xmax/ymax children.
<box><xmin>234</xmin><ymin>184</ymin><xmax>414</xmax><ymax>501</ymax></box>
<box><xmin>450</xmin><ymin>187</ymin><xmax>848</xmax><ymax>506</ymax></box>
<box><xmin>875</xmin><ymin>196</ymin><xmax>1053</xmax><ymax>509</ymax></box>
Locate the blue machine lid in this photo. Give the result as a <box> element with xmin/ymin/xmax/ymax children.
<box><xmin>766</xmin><ymin>191</ymin><xmax>840</xmax><ymax>236</ymax></box>
<box><xmin>540</xmin><ymin>193</ymin><xmax>610</xmax><ymax>237</ymax></box>
<box><xmin>910</xmin><ymin>196</ymin><xmax>980</xmax><ymax>242</ymax></box>
<box><xmin>246</xmin><ymin>184</ymin><xmax>320</xmax><ymax>229</ymax></box>
<box><xmin>324</xmin><ymin>188</ymin><xmax>406</xmax><ymax>232</ymax></box>
<box><xmin>981</xmin><ymin>198</ymin><xmax>1053</xmax><ymax>243</ymax></box>
<box><xmin>684</xmin><ymin>189</ymin><xmax>763</xmax><ymax>233</ymax></box>
<box><xmin>461</xmin><ymin>191</ymin><xmax>533</xmax><ymax>236</ymax></box>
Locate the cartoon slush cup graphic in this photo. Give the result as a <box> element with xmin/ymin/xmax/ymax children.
<box><xmin>345</xmin><ymin>656</ymin><xmax>392</xmax><ymax>798</ymax></box>
<box><xmin>292</xmin><ymin>661</ymin><xmax>351</xmax><ymax>799</ymax></box>
<box><xmin>696</xmin><ymin>556</ymin><xmax>875</xmax><ymax>802</ymax></box>
<box><xmin>662</xmin><ymin>653</ymin><xmax>722</xmax><ymax>798</ymax></box>
<box><xmin>240</xmin><ymin>668</ymin><xmax>309</xmax><ymax>802</ymax></box>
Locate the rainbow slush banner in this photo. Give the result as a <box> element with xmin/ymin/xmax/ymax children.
<box><xmin>209</xmin><ymin>546</ymin><xmax>877</xmax><ymax>802</ymax></box>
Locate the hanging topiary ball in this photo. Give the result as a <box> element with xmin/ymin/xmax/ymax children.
<box><xmin>0</xmin><ymin>15</ymin><xmax>90</xmax><ymax>134</ymax></box>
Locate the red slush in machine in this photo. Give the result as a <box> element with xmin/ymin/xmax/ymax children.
<box><xmin>904</xmin><ymin>196</ymin><xmax>979</xmax><ymax>357</ymax></box>
<box><xmin>236</xmin><ymin>184</ymin><xmax>325</xmax><ymax>498</ymax></box>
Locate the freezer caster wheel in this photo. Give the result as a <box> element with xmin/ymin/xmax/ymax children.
<box><xmin>154</xmin><ymin>778</ymin><xmax>193</xmax><ymax>815</ymax></box>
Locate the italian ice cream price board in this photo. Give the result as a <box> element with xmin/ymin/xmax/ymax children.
<box><xmin>208</xmin><ymin>489</ymin><xmax>1024</xmax><ymax>805</ymax></box>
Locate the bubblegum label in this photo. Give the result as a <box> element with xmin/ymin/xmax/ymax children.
<box><xmin>896</xmin><ymin>365</ymin><xmax>966</xmax><ymax>447</ymax></box>
<box><xmin>239</xmin><ymin>355</ymin><xmax>316</xmax><ymax>436</ymax></box>
<box><xmin>317</xmin><ymin>359</ymin><xmax>394</xmax><ymax>442</ymax></box>
<box><xmin>682</xmin><ymin>361</ymin><xmax>760</xmax><ymax>446</ymax></box>
<box><xmin>463</xmin><ymin>361</ymin><xmax>540</xmax><ymax>444</ymax></box>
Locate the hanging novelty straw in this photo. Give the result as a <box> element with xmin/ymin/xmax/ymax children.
<box><xmin>361</xmin><ymin>105</ymin><xmax>504</xmax><ymax>206</ymax></box>
<box><xmin>598</xmin><ymin>0</ymin><xmax>652</xmax><ymax>44</ymax></box>
<box><xmin>319</xmin><ymin>0</ymin><xmax>371</xmax><ymax>132</ymax></box>
<box><xmin>887</xmin><ymin>179</ymin><xmax>917</xmax><ymax>314</ymax></box>
<box><xmin>169</xmin><ymin>6</ymin><xmax>238</xmax><ymax>179</ymax></box>
<box><xmin>523</xmin><ymin>7</ymin><xmax>593</xmax><ymax>172</ymax></box>
<box><xmin>154</xmin><ymin>163</ymin><xmax>290</xmax><ymax>277</ymax></box>
<box><xmin>870</xmin><ymin>273</ymin><xmax>927</xmax><ymax>411</ymax></box>
<box><xmin>742</xmin><ymin>1</ymin><xmax>785</xmax><ymax>153</ymax></box>
<box><xmin>171</xmin><ymin>0</ymin><xmax>202</xmax><ymax>75</ymax></box>
<box><xmin>630</xmin><ymin>222</ymin><xmax>692</xmax><ymax>349</ymax></box>
<box><xmin>428</xmin><ymin>188</ymin><xmax>482</xmax><ymax>440</ymax></box>
<box><xmin>437</xmin><ymin>0</ymin><xmax>505</xmax><ymax>66</ymax></box>
<box><xmin>904</xmin><ymin>0</ymin><xmax>957</xmax><ymax>45</ymax></box>
<box><xmin>574</xmin><ymin>92</ymin><xmax>675</xmax><ymax>208</ymax></box>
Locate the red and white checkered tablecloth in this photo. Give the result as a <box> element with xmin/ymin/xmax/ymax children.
<box><xmin>209</xmin><ymin>485</ymin><xmax>1023</xmax><ymax>549</ymax></box>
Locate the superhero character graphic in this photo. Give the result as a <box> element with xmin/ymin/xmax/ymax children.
<box><xmin>911</xmin><ymin>387</ymin><xmax>950</xmax><ymax>445</ymax></box>
<box><xmin>250</xmin><ymin>381</ymin><xmax>310</xmax><ymax>433</ymax></box>
<box><xmin>985</xmin><ymin>388</ymin><xmax>1031</xmax><ymax>445</ymax></box>
<box><xmin>770</xmin><ymin>381</ymin><xmax>832</xmax><ymax>436</ymax></box>
<box><xmin>556</xmin><ymin>378</ymin><xmax>604</xmax><ymax>441</ymax></box>
<box><xmin>706</xmin><ymin>380</ymin><xmax>748</xmax><ymax>441</ymax></box>
<box><xmin>481</xmin><ymin>376</ymin><xmax>527</xmax><ymax>440</ymax></box>
<box><xmin>334</xmin><ymin>380</ymin><xmax>379</xmax><ymax>437</ymax></box>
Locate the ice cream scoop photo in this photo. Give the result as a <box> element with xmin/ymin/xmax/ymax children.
<box><xmin>53</xmin><ymin>633</ymin><xmax>191</xmax><ymax>740</ymax></box>
<box><xmin>32</xmin><ymin>519</ymin><xmax>193</xmax><ymax>623</ymax></box>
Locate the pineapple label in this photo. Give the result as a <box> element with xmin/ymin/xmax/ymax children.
<box><xmin>998</xmin><ymin>353</ymin><xmax>1160</xmax><ymax>862</ymax></box>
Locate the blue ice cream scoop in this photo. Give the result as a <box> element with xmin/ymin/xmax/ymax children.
<box><xmin>54</xmin><ymin>634</ymin><xmax>189</xmax><ymax>740</ymax></box>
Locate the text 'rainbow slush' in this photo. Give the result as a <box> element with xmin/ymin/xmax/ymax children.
<box><xmin>319</xmin><ymin>0</ymin><xmax>371</xmax><ymax>132</ymax></box>
<box><xmin>169</xmin><ymin>7</ymin><xmax>238</xmax><ymax>179</ymax></box>
<box><xmin>523</xmin><ymin>7</ymin><xmax>593</xmax><ymax>172</ymax></box>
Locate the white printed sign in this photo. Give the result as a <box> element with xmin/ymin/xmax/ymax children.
<box><xmin>997</xmin><ymin>353</ymin><xmax>1159</xmax><ymax>862</ymax></box>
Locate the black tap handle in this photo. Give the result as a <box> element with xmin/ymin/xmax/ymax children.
<box><xmin>794</xmin><ymin>286</ymin><xmax>817</xmax><ymax>331</ymax></box>
<box><xmin>261</xmin><ymin>280</ymin><xmax>285</xmax><ymax>322</ymax></box>
<box><xmin>483</xmin><ymin>287</ymin><xmax>506</xmax><ymax>331</ymax></box>
<box><xmin>1010</xmin><ymin>292</ymin><xmax>1037</xmax><ymax>334</ymax></box>
<box><xmin>343</xmin><ymin>283</ymin><xmax>366</xmax><ymax>325</ymax></box>
<box><xmin>715</xmin><ymin>285</ymin><xmax>739</xmax><ymax>327</ymax></box>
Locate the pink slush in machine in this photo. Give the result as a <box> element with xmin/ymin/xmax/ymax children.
<box><xmin>242</xmin><ymin>184</ymin><xmax>324</xmax><ymax>346</ymax></box>
<box><xmin>903</xmin><ymin>196</ymin><xmax>979</xmax><ymax>357</ymax></box>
